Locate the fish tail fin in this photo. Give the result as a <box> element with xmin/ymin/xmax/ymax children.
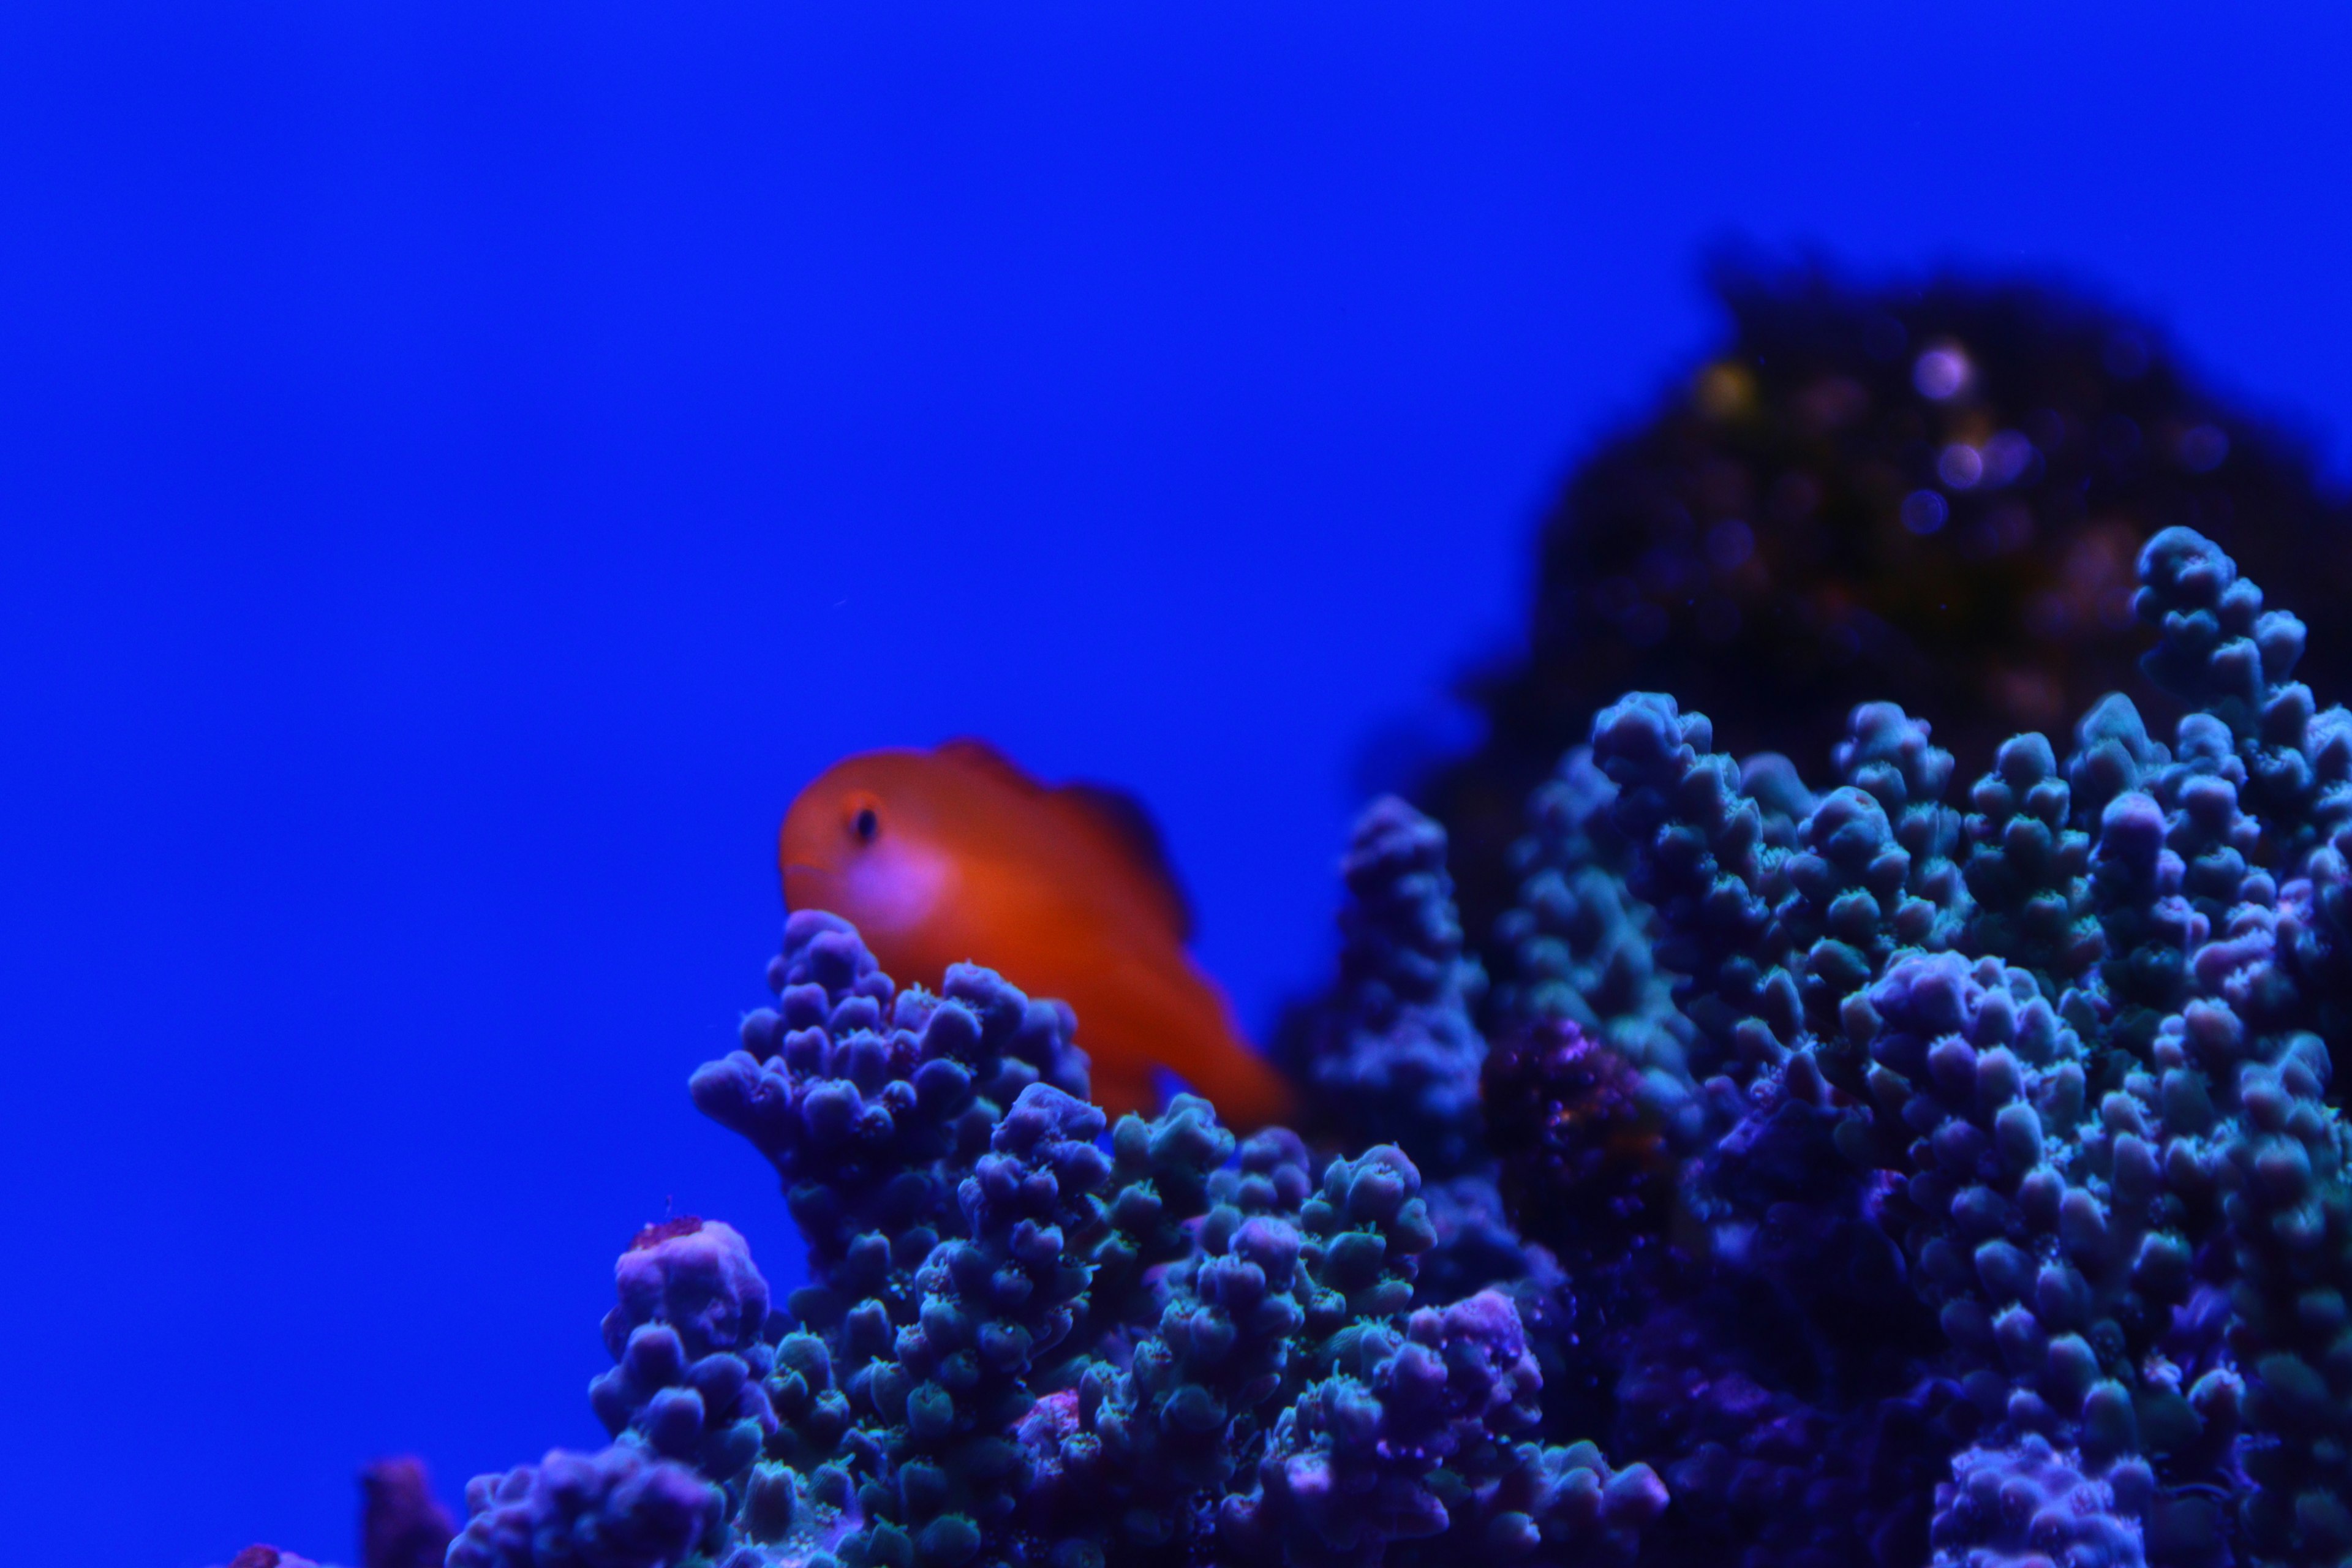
<box><xmin>1188</xmin><ymin>1034</ymin><xmax>1297</xmax><ymax>1134</ymax></box>
<box><xmin>1090</xmin><ymin>1067</ymin><xmax>1156</xmax><ymax>1122</ymax></box>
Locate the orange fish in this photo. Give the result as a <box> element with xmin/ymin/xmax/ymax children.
<box><xmin>778</xmin><ymin>739</ymin><xmax>1294</xmax><ymax>1129</ymax></box>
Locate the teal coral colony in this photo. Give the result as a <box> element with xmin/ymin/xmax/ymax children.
<box><xmin>452</xmin><ymin>527</ymin><xmax>2352</xmax><ymax>1567</ymax></box>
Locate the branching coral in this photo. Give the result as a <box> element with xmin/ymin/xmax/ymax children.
<box><xmin>1278</xmin><ymin>797</ymin><xmax>1488</xmax><ymax>1181</ymax></box>
<box><xmin>1420</xmin><ymin>264</ymin><xmax>2352</xmax><ymax>971</ymax></box>
<box><xmin>446</xmin><ymin>525</ymin><xmax>2352</xmax><ymax>1568</ymax></box>
<box><xmin>452</xmin><ymin>910</ymin><xmax>1659</xmax><ymax>1568</ymax></box>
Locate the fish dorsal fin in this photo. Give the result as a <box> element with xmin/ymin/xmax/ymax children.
<box><xmin>1055</xmin><ymin>780</ymin><xmax>1196</xmax><ymax>944</ymax></box>
<box><xmin>935</xmin><ymin>736</ymin><xmax>1196</xmax><ymax>944</ymax></box>
<box><xmin>936</xmin><ymin>736</ymin><xmax>1044</xmax><ymax>794</ymax></box>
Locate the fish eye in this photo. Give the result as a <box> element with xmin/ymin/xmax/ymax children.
<box><xmin>853</xmin><ymin>805</ymin><xmax>879</xmax><ymax>844</ymax></box>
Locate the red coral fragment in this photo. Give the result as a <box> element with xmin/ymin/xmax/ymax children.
<box><xmin>1482</xmin><ymin>1017</ymin><xmax>1672</xmax><ymax>1259</ymax></box>
<box><xmin>631</xmin><ymin>1215</ymin><xmax>704</xmax><ymax>1251</ymax></box>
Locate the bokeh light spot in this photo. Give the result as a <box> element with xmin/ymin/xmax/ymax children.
<box><xmin>1706</xmin><ymin>518</ymin><xmax>1755</xmax><ymax>571</ymax></box>
<box><xmin>1694</xmin><ymin>362</ymin><xmax>1755</xmax><ymax>420</ymax></box>
<box><xmin>1901</xmin><ymin>490</ymin><xmax>1950</xmax><ymax>534</ymax></box>
<box><xmin>1913</xmin><ymin>344</ymin><xmax>1971</xmax><ymax>401</ymax></box>
<box><xmin>1981</xmin><ymin>431</ymin><xmax>2036</xmax><ymax>486</ymax></box>
<box><xmin>1937</xmin><ymin>443</ymin><xmax>1984</xmax><ymax>489</ymax></box>
<box><xmin>2179</xmin><ymin>424</ymin><xmax>2230</xmax><ymax>473</ymax></box>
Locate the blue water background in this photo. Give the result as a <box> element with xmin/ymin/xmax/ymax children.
<box><xmin>2</xmin><ymin>4</ymin><xmax>2348</xmax><ymax>1562</ymax></box>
